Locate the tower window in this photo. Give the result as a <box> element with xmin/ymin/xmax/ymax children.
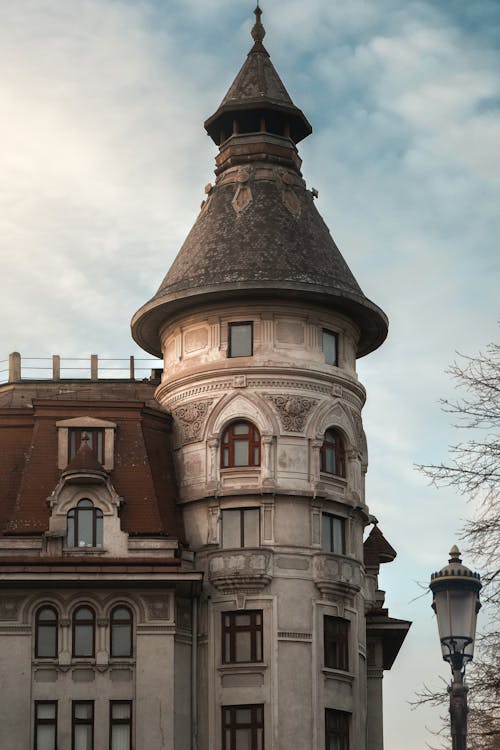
<box><xmin>222</xmin><ymin>705</ymin><xmax>264</xmax><ymax>750</ymax></box>
<box><xmin>324</xmin><ymin>616</ymin><xmax>349</xmax><ymax>671</ymax></box>
<box><xmin>68</xmin><ymin>428</ymin><xmax>104</xmax><ymax>464</ymax></box>
<box><xmin>35</xmin><ymin>606</ymin><xmax>58</xmax><ymax>659</ymax></box>
<box><xmin>110</xmin><ymin>606</ymin><xmax>133</xmax><ymax>658</ymax></box>
<box><xmin>322</xmin><ymin>330</ymin><xmax>338</xmax><ymax>366</ymax></box>
<box><xmin>67</xmin><ymin>499</ymin><xmax>103</xmax><ymax>548</ymax></box>
<box><xmin>321</xmin><ymin>514</ymin><xmax>346</xmax><ymax>555</ymax></box>
<box><xmin>228</xmin><ymin>322</ymin><xmax>253</xmax><ymax>357</ymax></box>
<box><xmin>320</xmin><ymin>429</ymin><xmax>346</xmax><ymax>477</ymax></box>
<box><xmin>72</xmin><ymin>701</ymin><xmax>94</xmax><ymax>750</ymax></box>
<box><xmin>34</xmin><ymin>701</ymin><xmax>57</xmax><ymax>750</ymax></box>
<box><xmin>222</xmin><ymin>610</ymin><xmax>263</xmax><ymax>664</ymax></box>
<box><xmin>221</xmin><ymin>508</ymin><xmax>260</xmax><ymax>548</ymax></box>
<box><xmin>221</xmin><ymin>421</ymin><xmax>260</xmax><ymax>468</ymax></box>
<box><xmin>325</xmin><ymin>709</ymin><xmax>349</xmax><ymax>750</ymax></box>
<box><xmin>72</xmin><ymin>606</ymin><xmax>95</xmax><ymax>658</ymax></box>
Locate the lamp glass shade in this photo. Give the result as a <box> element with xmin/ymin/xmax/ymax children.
<box><xmin>433</xmin><ymin>587</ymin><xmax>479</xmax><ymax>662</ymax></box>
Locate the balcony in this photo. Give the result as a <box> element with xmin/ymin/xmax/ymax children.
<box><xmin>208</xmin><ymin>548</ymin><xmax>273</xmax><ymax>593</ymax></box>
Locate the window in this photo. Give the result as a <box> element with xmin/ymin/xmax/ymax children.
<box><xmin>325</xmin><ymin>710</ymin><xmax>349</xmax><ymax>750</ymax></box>
<box><xmin>221</xmin><ymin>508</ymin><xmax>260</xmax><ymax>548</ymax></box>
<box><xmin>69</xmin><ymin>428</ymin><xmax>104</xmax><ymax>464</ymax></box>
<box><xmin>222</xmin><ymin>611</ymin><xmax>263</xmax><ymax>664</ymax></box>
<box><xmin>110</xmin><ymin>606</ymin><xmax>133</xmax><ymax>658</ymax></box>
<box><xmin>72</xmin><ymin>606</ymin><xmax>95</xmax><ymax>658</ymax></box>
<box><xmin>322</xmin><ymin>330</ymin><xmax>338</xmax><ymax>366</ymax></box>
<box><xmin>34</xmin><ymin>701</ymin><xmax>57</xmax><ymax>750</ymax></box>
<box><xmin>110</xmin><ymin>702</ymin><xmax>132</xmax><ymax>750</ymax></box>
<box><xmin>222</xmin><ymin>705</ymin><xmax>264</xmax><ymax>750</ymax></box>
<box><xmin>35</xmin><ymin>606</ymin><xmax>58</xmax><ymax>659</ymax></box>
<box><xmin>321</xmin><ymin>514</ymin><xmax>346</xmax><ymax>555</ymax></box>
<box><xmin>228</xmin><ymin>322</ymin><xmax>253</xmax><ymax>358</ymax></box>
<box><xmin>72</xmin><ymin>702</ymin><xmax>93</xmax><ymax>750</ymax></box>
<box><xmin>320</xmin><ymin>429</ymin><xmax>345</xmax><ymax>477</ymax></box>
<box><xmin>324</xmin><ymin>616</ymin><xmax>349</xmax><ymax>671</ymax></box>
<box><xmin>221</xmin><ymin>421</ymin><xmax>260</xmax><ymax>468</ymax></box>
<box><xmin>67</xmin><ymin>499</ymin><xmax>103</xmax><ymax>548</ymax></box>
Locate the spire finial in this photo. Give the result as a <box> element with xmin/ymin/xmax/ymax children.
<box><xmin>251</xmin><ymin>4</ymin><xmax>265</xmax><ymax>48</ymax></box>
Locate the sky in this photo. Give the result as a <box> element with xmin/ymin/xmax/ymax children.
<box><xmin>1</xmin><ymin>0</ymin><xmax>499</xmax><ymax>747</ymax></box>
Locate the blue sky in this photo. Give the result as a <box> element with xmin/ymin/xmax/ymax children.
<box><xmin>1</xmin><ymin>1</ymin><xmax>499</xmax><ymax>747</ymax></box>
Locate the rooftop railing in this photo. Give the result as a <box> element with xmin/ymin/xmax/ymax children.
<box><xmin>1</xmin><ymin>353</ymin><xmax>163</xmax><ymax>384</ymax></box>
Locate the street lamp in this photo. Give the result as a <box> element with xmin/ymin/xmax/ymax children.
<box><xmin>429</xmin><ymin>546</ymin><xmax>481</xmax><ymax>750</ymax></box>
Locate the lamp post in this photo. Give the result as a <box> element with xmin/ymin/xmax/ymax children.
<box><xmin>429</xmin><ymin>546</ymin><xmax>481</xmax><ymax>750</ymax></box>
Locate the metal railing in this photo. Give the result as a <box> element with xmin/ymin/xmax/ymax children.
<box><xmin>1</xmin><ymin>353</ymin><xmax>163</xmax><ymax>384</ymax></box>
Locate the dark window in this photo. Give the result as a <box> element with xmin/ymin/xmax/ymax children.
<box><xmin>67</xmin><ymin>499</ymin><xmax>103</xmax><ymax>548</ymax></box>
<box><xmin>324</xmin><ymin>616</ymin><xmax>349</xmax><ymax>671</ymax></box>
<box><xmin>222</xmin><ymin>705</ymin><xmax>264</xmax><ymax>750</ymax></box>
<box><xmin>222</xmin><ymin>611</ymin><xmax>263</xmax><ymax>664</ymax></box>
<box><xmin>320</xmin><ymin>429</ymin><xmax>345</xmax><ymax>477</ymax></box>
<box><xmin>109</xmin><ymin>701</ymin><xmax>132</xmax><ymax>750</ymax></box>
<box><xmin>72</xmin><ymin>702</ymin><xmax>93</xmax><ymax>750</ymax></box>
<box><xmin>221</xmin><ymin>421</ymin><xmax>260</xmax><ymax>468</ymax></box>
<box><xmin>69</xmin><ymin>428</ymin><xmax>104</xmax><ymax>464</ymax></box>
<box><xmin>325</xmin><ymin>709</ymin><xmax>349</xmax><ymax>750</ymax></box>
<box><xmin>221</xmin><ymin>508</ymin><xmax>260</xmax><ymax>548</ymax></box>
<box><xmin>321</xmin><ymin>514</ymin><xmax>346</xmax><ymax>555</ymax></box>
<box><xmin>110</xmin><ymin>606</ymin><xmax>133</xmax><ymax>658</ymax></box>
<box><xmin>322</xmin><ymin>330</ymin><xmax>338</xmax><ymax>366</ymax></box>
<box><xmin>72</xmin><ymin>606</ymin><xmax>95</xmax><ymax>658</ymax></box>
<box><xmin>34</xmin><ymin>701</ymin><xmax>57</xmax><ymax>750</ymax></box>
<box><xmin>228</xmin><ymin>322</ymin><xmax>253</xmax><ymax>358</ymax></box>
<box><xmin>35</xmin><ymin>606</ymin><xmax>58</xmax><ymax>659</ymax></box>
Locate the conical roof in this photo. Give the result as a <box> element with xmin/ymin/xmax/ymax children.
<box><xmin>131</xmin><ymin>8</ymin><xmax>388</xmax><ymax>359</ymax></box>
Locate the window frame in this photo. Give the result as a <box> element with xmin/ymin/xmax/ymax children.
<box><xmin>320</xmin><ymin>429</ymin><xmax>346</xmax><ymax>478</ymax></box>
<box><xmin>324</xmin><ymin>615</ymin><xmax>349</xmax><ymax>671</ymax></box>
<box><xmin>110</xmin><ymin>605</ymin><xmax>133</xmax><ymax>658</ymax></box>
<box><xmin>68</xmin><ymin>428</ymin><xmax>105</xmax><ymax>464</ymax></box>
<box><xmin>222</xmin><ymin>704</ymin><xmax>264</xmax><ymax>750</ymax></box>
<box><xmin>109</xmin><ymin>701</ymin><xmax>132</xmax><ymax>750</ymax></box>
<box><xmin>325</xmin><ymin>709</ymin><xmax>349</xmax><ymax>750</ymax></box>
<box><xmin>72</xmin><ymin>701</ymin><xmax>94</xmax><ymax>750</ymax></box>
<box><xmin>72</xmin><ymin>605</ymin><xmax>96</xmax><ymax>658</ymax></box>
<box><xmin>322</xmin><ymin>329</ymin><xmax>338</xmax><ymax>367</ymax></box>
<box><xmin>221</xmin><ymin>508</ymin><xmax>260</xmax><ymax>549</ymax></box>
<box><xmin>321</xmin><ymin>513</ymin><xmax>346</xmax><ymax>555</ymax></box>
<box><xmin>228</xmin><ymin>321</ymin><xmax>253</xmax><ymax>358</ymax></box>
<box><xmin>35</xmin><ymin>605</ymin><xmax>58</xmax><ymax>659</ymax></box>
<box><xmin>221</xmin><ymin>421</ymin><xmax>261</xmax><ymax>469</ymax></box>
<box><xmin>34</xmin><ymin>700</ymin><xmax>57</xmax><ymax>750</ymax></box>
<box><xmin>222</xmin><ymin>610</ymin><xmax>263</xmax><ymax>664</ymax></box>
<box><xmin>66</xmin><ymin>499</ymin><xmax>103</xmax><ymax>549</ymax></box>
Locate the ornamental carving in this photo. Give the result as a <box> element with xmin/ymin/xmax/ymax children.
<box><xmin>142</xmin><ymin>595</ymin><xmax>170</xmax><ymax>621</ymax></box>
<box><xmin>265</xmin><ymin>394</ymin><xmax>318</xmax><ymax>432</ymax></box>
<box><xmin>0</xmin><ymin>596</ymin><xmax>23</xmax><ymax>620</ymax></box>
<box><xmin>173</xmin><ymin>399</ymin><xmax>213</xmax><ymax>444</ymax></box>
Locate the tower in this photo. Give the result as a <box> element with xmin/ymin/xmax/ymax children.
<box><xmin>132</xmin><ymin>7</ymin><xmax>409</xmax><ymax>750</ymax></box>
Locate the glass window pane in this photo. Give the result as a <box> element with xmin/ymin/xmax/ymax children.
<box><xmin>323</xmin><ymin>330</ymin><xmax>337</xmax><ymax>365</ymax></box>
<box><xmin>36</xmin><ymin>704</ymin><xmax>56</xmax><ymax>720</ymax></box>
<box><xmin>235</xmin><ymin>708</ymin><xmax>252</xmax><ymax>724</ymax></box>
<box><xmin>74</xmin><ymin>703</ymin><xmax>93</xmax><ymax>720</ymax></box>
<box><xmin>322</xmin><ymin>515</ymin><xmax>331</xmax><ymax>551</ymax></box>
<box><xmin>235</xmin><ymin>729</ymin><xmax>252</xmax><ymax>750</ymax></box>
<box><xmin>113</xmin><ymin>608</ymin><xmax>131</xmax><ymax>622</ymax></box>
<box><xmin>67</xmin><ymin>513</ymin><xmax>74</xmax><ymax>546</ymax></box>
<box><xmin>233</xmin><ymin>423</ymin><xmax>249</xmax><ymax>435</ymax></box>
<box><xmin>36</xmin><ymin>725</ymin><xmax>56</xmax><ymax>750</ymax></box>
<box><xmin>233</xmin><ymin>439</ymin><xmax>249</xmax><ymax>466</ymax></box>
<box><xmin>223</xmin><ymin>447</ymin><xmax>229</xmax><ymax>467</ymax></box>
<box><xmin>236</xmin><ymin>614</ymin><xmax>251</xmax><ymax>627</ymax></box>
<box><xmin>95</xmin><ymin>512</ymin><xmax>103</xmax><ymax>547</ymax></box>
<box><xmin>37</xmin><ymin>627</ymin><xmax>57</xmax><ymax>657</ymax></box>
<box><xmin>38</xmin><ymin>608</ymin><xmax>56</xmax><ymax>622</ymax></box>
<box><xmin>75</xmin><ymin>607</ymin><xmax>93</xmax><ymax>621</ymax></box>
<box><xmin>222</xmin><ymin>510</ymin><xmax>241</xmax><ymax>548</ymax></box>
<box><xmin>235</xmin><ymin>631</ymin><xmax>251</xmax><ymax>662</ymax></box>
<box><xmin>333</xmin><ymin>518</ymin><xmax>344</xmax><ymax>554</ymax></box>
<box><xmin>111</xmin><ymin>724</ymin><xmax>130</xmax><ymax>750</ymax></box>
<box><xmin>75</xmin><ymin>625</ymin><xmax>93</xmax><ymax>656</ymax></box>
<box><xmin>112</xmin><ymin>624</ymin><xmax>131</xmax><ymax>656</ymax></box>
<box><xmin>111</xmin><ymin>703</ymin><xmax>131</xmax><ymax>720</ymax></box>
<box><xmin>78</xmin><ymin>509</ymin><xmax>93</xmax><ymax>547</ymax></box>
<box><xmin>243</xmin><ymin>509</ymin><xmax>259</xmax><ymax>547</ymax></box>
<box><xmin>229</xmin><ymin>324</ymin><xmax>252</xmax><ymax>357</ymax></box>
<box><xmin>74</xmin><ymin>724</ymin><xmax>92</xmax><ymax>750</ymax></box>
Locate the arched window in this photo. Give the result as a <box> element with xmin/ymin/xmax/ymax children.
<box><xmin>67</xmin><ymin>499</ymin><xmax>103</xmax><ymax>548</ymax></box>
<box><xmin>320</xmin><ymin>429</ymin><xmax>346</xmax><ymax>477</ymax></box>
<box><xmin>221</xmin><ymin>421</ymin><xmax>261</xmax><ymax>468</ymax></box>
<box><xmin>110</xmin><ymin>606</ymin><xmax>133</xmax><ymax>658</ymax></box>
<box><xmin>72</xmin><ymin>605</ymin><xmax>95</xmax><ymax>657</ymax></box>
<box><xmin>35</xmin><ymin>606</ymin><xmax>58</xmax><ymax>658</ymax></box>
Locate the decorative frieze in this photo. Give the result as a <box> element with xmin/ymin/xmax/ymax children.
<box><xmin>265</xmin><ymin>394</ymin><xmax>318</xmax><ymax>432</ymax></box>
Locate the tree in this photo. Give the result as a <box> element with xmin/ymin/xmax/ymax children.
<box><xmin>417</xmin><ymin>340</ymin><xmax>500</xmax><ymax>750</ymax></box>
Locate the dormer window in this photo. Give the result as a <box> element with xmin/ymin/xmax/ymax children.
<box><xmin>67</xmin><ymin>499</ymin><xmax>103</xmax><ymax>548</ymax></box>
<box><xmin>228</xmin><ymin>322</ymin><xmax>253</xmax><ymax>357</ymax></box>
<box><xmin>69</xmin><ymin>428</ymin><xmax>104</xmax><ymax>464</ymax></box>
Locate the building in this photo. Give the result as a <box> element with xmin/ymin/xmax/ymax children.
<box><xmin>0</xmin><ymin>7</ymin><xmax>409</xmax><ymax>750</ymax></box>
